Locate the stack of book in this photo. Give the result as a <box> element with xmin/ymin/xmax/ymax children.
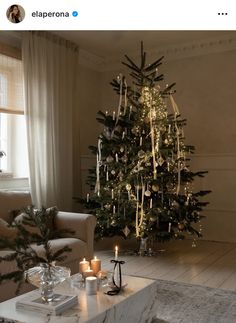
<box><xmin>16</xmin><ymin>292</ymin><xmax>78</xmax><ymax>315</ymax></box>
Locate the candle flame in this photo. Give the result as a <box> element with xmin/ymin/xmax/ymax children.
<box><xmin>94</xmin><ymin>256</ymin><xmax>97</xmax><ymax>260</ymax></box>
<box><xmin>83</xmin><ymin>258</ymin><xmax>86</xmax><ymax>261</ymax></box>
<box><xmin>115</xmin><ymin>246</ymin><xmax>118</xmax><ymax>252</ymax></box>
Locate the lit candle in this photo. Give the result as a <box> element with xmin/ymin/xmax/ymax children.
<box><xmin>106</xmin><ymin>171</ymin><xmax>109</xmax><ymax>181</ymax></box>
<box><xmin>113</xmin><ymin>205</ymin><xmax>116</xmax><ymax>214</ymax></box>
<box><xmin>79</xmin><ymin>258</ymin><xmax>89</xmax><ymax>274</ymax></box>
<box><xmin>83</xmin><ymin>266</ymin><xmax>94</xmax><ymax>278</ymax></box>
<box><xmin>105</xmin><ymin>110</ymin><xmax>108</xmax><ymax>116</ymax></box>
<box><xmin>115</xmin><ymin>245</ymin><xmax>119</xmax><ymax>260</ymax></box>
<box><xmin>86</xmin><ymin>193</ymin><xmax>90</xmax><ymax>203</ymax></box>
<box><xmin>168</xmin><ymin>222</ymin><xmax>171</xmax><ymax>233</ymax></box>
<box><xmin>111</xmin><ymin>189</ymin><xmax>114</xmax><ymax>199</ymax></box>
<box><xmin>150</xmin><ymin>198</ymin><xmax>153</xmax><ymax>209</ymax></box>
<box><xmin>91</xmin><ymin>256</ymin><xmax>101</xmax><ymax>275</ymax></box>
<box><xmin>115</xmin><ymin>153</ymin><xmax>119</xmax><ymax>162</ymax></box>
<box><xmin>113</xmin><ymin>111</ymin><xmax>116</xmax><ymax>120</ymax></box>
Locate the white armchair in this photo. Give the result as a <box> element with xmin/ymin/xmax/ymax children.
<box><xmin>0</xmin><ymin>190</ymin><xmax>96</xmax><ymax>302</ymax></box>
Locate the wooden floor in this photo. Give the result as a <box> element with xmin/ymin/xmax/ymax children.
<box><xmin>95</xmin><ymin>239</ymin><xmax>236</xmax><ymax>291</ymax></box>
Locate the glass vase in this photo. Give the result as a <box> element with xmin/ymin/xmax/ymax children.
<box><xmin>139</xmin><ymin>237</ymin><xmax>148</xmax><ymax>256</ymax></box>
<box><xmin>40</xmin><ymin>263</ymin><xmax>54</xmax><ymax>302</ymax></box>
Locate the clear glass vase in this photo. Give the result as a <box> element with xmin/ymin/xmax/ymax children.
<box><xmin>40</xmin><ymin>263</ymin><xmax>54</xmax><ymax>302</ymax></box>
<box><xmin>139</xmin><ymin>237</ymin><xmax>148</xmax><ymax>256</ymax></box>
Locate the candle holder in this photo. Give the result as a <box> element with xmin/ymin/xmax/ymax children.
<box><xmin>105</xmin><ymin>259</ymin><xmax>125</xmax><ymax>296</ymax></box>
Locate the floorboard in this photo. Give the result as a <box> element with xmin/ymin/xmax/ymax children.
<box><xmin>94</xmin><ymin>239</ymin><xmax>236</xmax><ymax>290</ymax></box>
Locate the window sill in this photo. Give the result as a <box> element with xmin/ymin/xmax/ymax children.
<box><xmin>0</xmin><ymin>175</ymin><xmax>29</xmax><ymax>190</ymax></box>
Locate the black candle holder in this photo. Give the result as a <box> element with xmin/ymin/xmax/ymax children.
<box><xmin>105</xmin><ymin>259</ymin><xmax>125</xmax><ymax>296</ymax></box>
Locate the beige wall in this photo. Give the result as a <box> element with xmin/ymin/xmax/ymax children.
<box><xmin>73</xmin><ymin>64</ymin><xmax>102</xmax><ymax>204</ymax></box>
<box><xmin>77</xmin><ymin>44</ymin><xmax>236</xmax><ymax>243</ymax></box>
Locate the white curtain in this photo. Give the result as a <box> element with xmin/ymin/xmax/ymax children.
<box><xmin>22</xmin><ymin>32</ymin><xmax>78</xmax><ymax>210</ymax></box>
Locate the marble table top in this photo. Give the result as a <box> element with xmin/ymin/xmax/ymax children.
<box><xmin>0</xmin><ymin>274</ymin><xmax>158</xmax><ymax>323</ymax></box>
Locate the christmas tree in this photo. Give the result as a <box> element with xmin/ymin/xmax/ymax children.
<box><xmin>81</xmin><ymin>43</ymin><xmax>210</xmax><ymax>244</ymax></box>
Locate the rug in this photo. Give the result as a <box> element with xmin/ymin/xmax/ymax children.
<box><xmin>151</xmin><ymin>279</ymin><xmax>236</xmax><ymax>323</ymax></box>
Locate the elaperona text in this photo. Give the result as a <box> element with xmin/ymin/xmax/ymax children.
<box><xmin>31</xmin><ymin>11</ymin><xmax>70</xmax><ymax>18</ymax></box>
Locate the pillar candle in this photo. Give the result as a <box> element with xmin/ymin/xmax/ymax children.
<box><xmin>79</xmin><ymin>258</ymin><xmax>89</xmax><ymax>274</ymax></box>
<box><xmin>83</xmin><ymin>266</ymin><xmax>94</xmax><ymax>278</ymax></box>
<box><xmin>91</xmin><ymin>256</ymin><xmax>101</xmax><ymax>275</ymax></box>
<box><xmin>86</xmin><ymin>277</ymin><xmax>97</xmax><ymax>295</ymax></box>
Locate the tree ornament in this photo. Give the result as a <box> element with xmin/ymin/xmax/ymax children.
<box><xmin>138</xmin><ymin>150</ymin><xmax>146</xmax><ymax>158</ymax></box>
<box><xmin>104</xmin><ymin>203</ymin><xmax>111</xmax><ymax>210</ymax></box>
<box><xmin>178</xmin><ymin>223</ymin><xmax>185</xmax><ymax>231</ymax></box>
<box><xmin>120</xmin><ymin>146</ymin><xmax>125</xmax><ymax>153</ymax></box>
<box><xmin>111</xmin><ymin>170</ymin><xmax>116</xmax><ymax>175</ymax></box>
<box><xmin>121</xmin><ymin>155</ymin><xmax>128</xmax><ymax>163</ymax></box>
<box><xmin>106</xmin><ymin>155</ymin><xmax>114</xmax><ymax>163</ymax></box>
<box><xmin>144</xmin><ymin>190</ymin><xmax>151</xmax><ymax>197</ymax></box>
<box><xmin>152</xmin><ymin>185</ymin><xmax>159</xmax><ymax>192</ymax></box>
<box><xmin>122</xmin><ymin>226</ymin><xmax>130</xmax><ymax>237</ymax></box>
<box><xmin>125</xmin><ymin>184</ymin><xmax>131</xmax><ymax>191</ymax></box>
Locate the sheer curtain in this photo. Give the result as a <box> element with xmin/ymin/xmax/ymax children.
<box><xmin>22</xmin><ymin>32</ymin><xmax>78</xmax><ymax>210</ymax></box>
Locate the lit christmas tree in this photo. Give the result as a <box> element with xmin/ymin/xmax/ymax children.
<box><xmin>80</xmin><ymin>43</ymin><xmax>210</xmax><ymax>245</ymax></box>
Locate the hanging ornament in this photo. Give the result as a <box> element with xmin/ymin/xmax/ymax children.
<box><xmin>178</xmin><ymin>223</ymin><xmax>185</xmax><ymax>231</ymax></box>
<box><xmin>158</xmin><ymin>156</ymin><xmax>165</xmax><ymax>166</ymax></box>
<box><xmin>152</xmin><ymin>184</ymin><xmax>159</xmax><ymax>192</ymax></box>
<box><xmin>121</xmin><ymin>155</ymin><xmax>128</xmax><ymax>163</ymax></box>
<box><xmin>111</xmin><ymin>219</ymin><xmax>117</xmax><ymax>227</ymax></box>
<box><xmin>144</xmin><ymin>190</ymin><xmax>151</xmax><ymax>197</ymax></box>
<box><xmin>106</xmin><ymin>155</ymin><xmax>114</xmax><ymax>163</ymax></box>
<box><xmin>120</xmin><ymin>146</ymin><xmax>125</xmax><ymax>153</ymax></box>
<box><xmin>104</xmin><ymin>203</ymin><xmax>111</xmax><ymax>210</ymax></box>
<box><xmin>171</xmin><ymin>200</ymin><xmax>179</xmax><ymax>209</ymax></box>
<box><xmin>118</xmin><ymin>171</ymin><xmax>123</xmax><ymax>181</ymax></box>
<box><xmin>131</xmin><ymin>126</ymin><xmax>140</xmax><ymax>135</ymax></box>
<box><xmin>111</xmin><ymin>169</ymin><xmax>116</xmax><ymax>175</ymax></box>
<box><xmin>138</xmin><ymin>150</ymin><xmax>145</xmax><ymax>158</ymax></box>
<box><xmin>126</xmin><ymin>184</ymin><xmax>131</xmax><ymax>191</ymax></box>
<box><xmin>122</xmin><ymin>226</ymin><xmax>130</xmax><ymax>237</ymax></box>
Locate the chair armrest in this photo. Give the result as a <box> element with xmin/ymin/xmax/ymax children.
<box><xmin>55</xmin><ymin>211</ymin><xmax>96</xmax><ymax>241</ymax></box>
<box><xmin>54</xmin><ymin>211</ymin><xmax>96</xmax><ymax>260</ymax></box>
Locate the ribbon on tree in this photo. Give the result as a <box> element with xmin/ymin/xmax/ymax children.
<box><xmin>95</xmin><ymin>138</ymin><xmax>102</xmax><ymax>196</ymax></box>
<box><xmin>138</xmin><ymin>182</ymin><xmax>145</xmax><ymax>231</ymax></box>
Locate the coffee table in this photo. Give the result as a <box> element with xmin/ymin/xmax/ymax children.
<box><xmin>0</xmin><ymin>274</ymin><xmax>158</xmax><ymax>323</ymax></box>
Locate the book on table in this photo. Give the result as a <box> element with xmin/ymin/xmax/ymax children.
<box><xmin>15</xmin><ymin>292</ymin><xmax>78</xmax><ymax>315</ymax></box>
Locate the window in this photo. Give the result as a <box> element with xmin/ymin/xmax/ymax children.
<box><xmin>0</xmin><ymin>51</ymin><xmax>29</xmax><ymax>178</ymax></box>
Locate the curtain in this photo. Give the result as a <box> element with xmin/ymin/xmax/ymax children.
<box><xmin>22</xmin><ymin>32</ymin><xmax>78</xmax><ymax>210</ymax></box>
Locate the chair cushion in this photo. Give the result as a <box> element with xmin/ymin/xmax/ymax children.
<box><xmin>0</xmin><ymin>191</ymin><xmax>32</xmax><ymax>222</ymax></box>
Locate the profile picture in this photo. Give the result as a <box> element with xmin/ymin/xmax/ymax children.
<box><xmin>6</xmin><ymin>4</ymin><xmax>25</xmax><ymax>23</ymax></box>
